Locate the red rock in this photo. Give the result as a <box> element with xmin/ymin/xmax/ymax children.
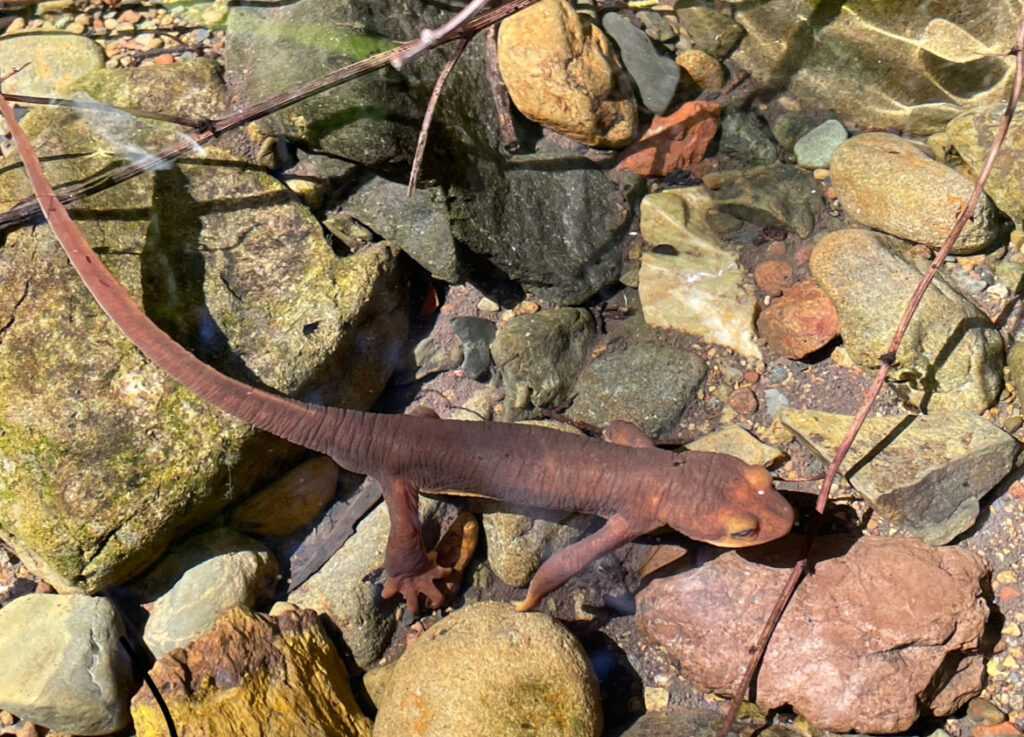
<box><xmin>727</xmin><ymin>388</ymin><xmax>757</xmax><ymax>415</ymax></box>
<box><xmin>616</xmin><ymin>100</ymin><xmax>722</xmax><ymax>177</ymax></box>
<box><xmin>754</xmin><ymin>260</ymin><xmax>794</xmax><ymax>296</ymax></box>
<box><xmin>636</xmin><ymin>535</ymin><xmax>990</xmax><ymax>734</ymax></box>
<box><xmin>973</xmin><ymin>723</ymin><xmax>1023</xmax><ymax>736</ymax></box>
<box><xmin>756</xmin><ymin>279</ymin><xmax>839</xmax><ymax>359</ymax></box>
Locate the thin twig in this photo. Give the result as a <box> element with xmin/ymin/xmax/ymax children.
<box><xmin>408</xmin><ymin>36</ymin><xmax>469</xmax><ymax>195</ymax></box>
<box><xmin>484</xmin><ymin>25</ymin><xmax>520</xmax><ymax>152</ymax></box>
<box><xmin>0</xmin><ymin>0</ymin><xmax>543</xmax><ymax>231</ymax></box>
<box><xmin>718</xmin><ymin>9</ymin><xmax>1024</xmax><ymax>736</ymax></box>
<box><xmin>391</xmin><ymin>0</ymin><xmax>492</xmax><ymax>69</ymax></box>
<box><xmin>1</xmin><ymin>92</ymin><xmax>210</xmax><ymax>128</ymax></box>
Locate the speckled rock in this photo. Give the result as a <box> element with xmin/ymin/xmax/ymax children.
<box><xmin>638</xmin><ymin>188</ymin><xmax>760</xmax><ymax>358</ymax></box>
<box><xmin>810</xmin><ymin>229</ymin><xmax>1003</xmax><ymax>412</ymax></box>
<box><xmin>717</xmin><ymin>110</ymin><xmax>779</xmax><ymax>167</ymax></box>
<box><xmin>637</xmin><ymin>535</ymin><xmax>990</xmax><ymax>733</ymax></box>
<box><xmin>0</xmin><ymin>594</ymin><xmax>133</xmax><ymax>735</ymax></box>
<box><xmin>0</xmin><ymin>34</ymin><xmax>103</xmax><ymax>96</ymax></box>
<box><xmin>131</xmin><ymin>605</ymin><xmax>371</xmax><ymax>737</ymax></box>
<box><xmin>778</xmin><ymin>408</ymin><xmax>1018</xmax><ymax>545</ymax></box>
<box><xmin>704</xmin><ymin>163</ymin><xmax>822</xmax><ymax>238</ymax></box>
<box><xmin>602</xmin><ymin>12</ymin><xmax>679</xmax><ymax>115</ymax></box>
<box><xmin>137</xmin><ymin>529</ymin><xmax>278</xmax><ymax>659</ymax></box>
<box><xmin>374</xmin><ymin>602</ymin><xmax>601</xmax><ymax>737</ymax></box>
<box><xmin>756</xmin><ymin>279</ymin><xmax>839</xmax><ymax>359</ymax></box>
<box><xmin>830</xmin><ymin>132</ymin><xmax>1002</xmax><ymax>254</ymax></box>
<box><xmin>497</xmin><ymin>0</ymin><xmax>636</xmax><ymax>148</ymax></box>
<box><xmin>0</xmin><ymin>95</ymin><xmax>408</xmax><ymax>592</ymax></box>
<box><xmin>674</xmin><ymin>7</ymin><xmax>744</xmax><ymax>59</ymax></box>
<box><xmin>491</xmin><ymin>308</ymin><xmax>596</xmax><ymax>418</ymax></box>
<box><xmin>230</xmin><ymin>456</ymin><xmax>339</xmax><ymax>537</ymax></box>
<box><xmin>947</xmin><ymin>103</ymin><xmax>1024</xmax><ymax>226</ymax></box>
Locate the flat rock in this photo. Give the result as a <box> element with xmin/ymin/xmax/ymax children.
<box><xmin>497</xmin><ymin>0</ymin><xmax>636</xmax><ymax>148</ymax></box>
<box><xmin>730</xmin><ymin>0</ymin><xmax>815</xmax><ymax>87</ymax></box>
<box><xmin>637</xmin><ymin>535</ymin><xmax>990</xmax><ymax>733</ymax></box>
<box><xmin>674</xmin><ymin>7</ymin><xmax>743</xmax><ymax>59</ymax></box>
<box><xmin>831</xmin><ymin>132</ymin><xmax>1002</xmax><ymax>254</ymax></box>
<box><xmin>0</xmin><ymin>594</ymin><xmax>133</xmax><ymax>735</ymax></box>
<box><xmin>230</xmin><ymin>455</ymin><xmax>340</xmax><ymax>537</ymax></box>
<box><xmin>137</xmin><ymin>529</ymin><xmax>278</xmax><ymax>659</ymax></box>
<box><xmin>778</xmin><ymin>408</ymin><xmax>1018</xmax><ymax>544</ymax></box>
<box><xmin>810</xmin><ymin>229</ymin><xmax>1003</xmax><ymax>412</ymax></box>
<box><xmin>0</xmin><ymin>34</ymin><xmax>103</xmax><ymax>97</ymax></box>
<box><xmin>491</xmin><ymin>308</ymin><xmax>596</xmax><ymax>417</ymax></box>
<box><xmin>704</xmin><ymin>163</ymin><xmax>823</xmax><ymax>238</ymax></box>
<box><xmin>602</xmin><ymin>12</ymin><xmax>679</xmax><ymax>115</ymax></box>
<box><xmin>637</xmin><ymin>188</ymin><xmax>760</xmax><ymax>359</ymax></box>
<box><xmin>685</xmin><ymin>425</ymin><xmax>786</xmax><ymax>468</ymax></box>
<box><xmin>373</xmin><ymin>602</ymin><xmax>601</xmax><ymax>737</ymax></box>
<box><xmin>131</xmin><ymin>605</ymin><xmax>371</xmax><ymax>737</ymax></box>
<box><xmin>756</xmin><ymin>279</ymin><xmax>839</xmax><ymax>359</ymax></box>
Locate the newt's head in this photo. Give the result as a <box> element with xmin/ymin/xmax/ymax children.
<box><xmin>662</xmin><ymin>453</ymin><xmax>794</xmax><ymax>548</ymax></box>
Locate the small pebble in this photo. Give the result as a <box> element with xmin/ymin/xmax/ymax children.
<box><xmin>727</xmin><ymin>388</ymin><xmax>757</xmax><ymax>415</ymax></box>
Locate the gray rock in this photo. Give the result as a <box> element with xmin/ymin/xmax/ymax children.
<box><xmin>706</xmin><ymin>163</ymin><xmax>822</xmax><ymax>237</ymax></box>
<box><xmin>343</xmin><ymin>176</ymin><xmax>463</xmax><ymax>283</ymax></box>
<box><xmin>602</xmin><ymin>11</ymin><xmax>680</xmax><ymax>114</ymax></box>
<box><xmin>831</xmin><ymin>133</ymin><xmax>1002</xmax><ymax>254</ymax></box>
<box><xmin>138</xmin><ymin>529</ymin><xmax>278</xmax><ymax>659</ymax></box>
<box><xmin>636</xmin><ymin>10</ymin><xmax>674</xmax><ymax>43</ymax></box>
<box><xmin>567</xmin><ymin>336</ymin><xmax>705</xmax><ymax>439</ymax></box>
<box><xmin>373</xmin><ymin>602</ymin><xmax>601</xmax><ymax>737</ymax></box>
<box><xmin>412</xmin><ymin>334</ymin><xmax>463</xmax><ymax>381</ymax></box>
<box><xmin>0</xmin><ymin>77</ymin><xmax>409</xmax><ymax>592</ymax></box>
<box><xmin>762</xmin><ymin>388</ymin><xmax>790</xmax><ymax>418</ymax></box>
<box><xmin>810</xmin><ymin>230</ymin><xmax>1003</xmax><ymax>413</ymax></box>
<box><xmin>718</xmin><ymin>109</ymin><xmax>779</xmax><ymax>167</ymax></box>
<box><xmin>491</xmin><ymin>308</ymin><xmax>596</xmax><ymax>417</ymax></box>
<box><xmin>0</xmin><ymin>594</ymin><xmax>133</xmax><ymax>735</ymax></box>
<box><xmin>674</xmin><ymin>7</ymin><xmax>744</xmax><ymax>59</ymax></box>
<box><xmin>289</xmin><ymin>478</ymin><xmax>456</xmax><ymax>668</ymax></box>
<box><xmin>770</xmin><ymin>111</ymin><xmax>816</xmax><ymax>153</ymax></box>
<box><xmin>450</xmin><ymin>316</ymin><xmax>496</xmax><ymax>380</ymax></box>
<box><xmin>778</xmin><ymin>408</ymin><xmax>1018</xmax><ymax>544</ymax></box>
<box><xmin>0</xmin><ymin>34</ymin><xmax>103</xmax><ymax>97</ymax></box>
<box><xmin>793</xmin><ymin>119</ymin><xmax>848</xmax><ymax>168</ymax></box>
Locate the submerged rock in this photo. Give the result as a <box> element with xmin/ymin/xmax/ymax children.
<box><xmin>637</xmin><ymin>535</ymin><xmax>990</xmax><ymax>733</ymax></box>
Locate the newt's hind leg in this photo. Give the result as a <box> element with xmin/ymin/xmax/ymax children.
<box><xmin>379</xmin><ymin>475</ymin><xmax>452</xmax><ymax>616</ymax></box>
<box><xmin>514</xmin><ymin>514</ymin><xmax>647</xmax><ymax>612</ymax></box>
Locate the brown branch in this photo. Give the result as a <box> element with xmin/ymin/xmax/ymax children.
<box><xmin>0</xmin><ymin>0</ymin><xmax>542</xmax><ymax>231</ymax></box>
<box><xmin>408</xmin><ymin>36</ymin><xmax>469</xmax><ymax>195</ymax></box>
<box><xmin>1</xmin><ymin>92</ymin><xmax>210</xmax><ymax>129</ymax></box>
<box><xmin>718</xmin><ymin>9</ymin><xmax>1024</xmax><ymax>736</ymax></box>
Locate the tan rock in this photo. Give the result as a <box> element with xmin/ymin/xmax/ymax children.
<box><xmin>636</xmin><ymin>535</ymin><xmax>990</xmax><ymax>733</ymax></box>
<box><xmin>230</xmin><ymin>455</ymin><xmax>339</xmax><ymax>536</ymax></box>
<box><xmin>131</xmin><ymin>605</ymin><xmax>371</xmax><ymax>737</ymax></box>
<box><xmin>675</xmin><ymin>49</ymin><xmax>725</xmax><ymax>92</ymax></box>
<box><xmin>497</xmin><ymin>0</ymin><xmax>636</xmax><ymax>148</ymax></box>
<box><xmin>374</xmin><ymin>602</ymin><xmax>601</xmax><ymax>737</ymax></box>
<box><xmin>831</xmin><ymin>132</ymin><xmax>1001</xmax><ymax>255</ymax></box>
<box><xmin>755</xmin><ymin>279</ymin><xmax>838</xmax><ymax>359</ymax></box>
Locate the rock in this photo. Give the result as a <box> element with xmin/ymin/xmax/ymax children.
<box><xmin>793</xmin><ymin>119</ymin><xmax>848</xmax><ymax>169</ymax></box>
<box><xmin>635</xmin><ymin>10</ymin><xmax>674</xmax><ymax>43</ymax></box>
<box><xmin>947</xmin><ymin>103</ymin><xmax>1024</xmax><ymax>226</ymax></box>
<box><xmin>731</xmin><ymin>0</ymin><xmax>814</xmax><ymax>87</ymax></box>
<box><xmin>0</xmin><ymin>84</ymin><xmax>408</xmax><ymax>593</ymax></box>
<box><xmin>0</xmin><ymin>594</ymin><xmax>133</xmax><ymax>735</ymax></box>
<box><xmin>1009</xmin><ymin>341</ymin><xmax>1024</xmax><ymax>400</ymax></box>
<box><xmin>814</xmin><ymin>229</ymin><xmax>1003</xmax><ymax>411</ymax></box>
<box><xmin>785</xmin><ymin>2</ymin><xmax>1018</xmax><ymax>134</ymax></box>
<box><xmin>374</xmin><ymin>602</ymin><xmax>601</xmax><ymax>737</ymax></box>
<box><xmin>412</xmin><ymin>334</ymin><xmax>463</xmax><ymax>381</ymax></box>
<box><xmin>756</xmin><ymin>279</ymin><xmax>839</xmax><ymax>359</ymax></box>
<box><xmin>491</xmin><ymin>308</ymin><xmax>595</xmax><ymax>417</ymax></box>
<box><xmin>684</xmin><ymin>425</ymin><xmax>786</xmax><ymax>468</ymax></box>
<box><xmin>636</xmin><ymin>535</ymin><xmax>990</xmax><ymax>733</ymax></box>
<box><xmin>341</xmin><ymin>176</ymin><xmax>462</xmax><ymax>283</ymax></box>
<box><xmin>753</xmin><ymin>260</ymin><xmax>794</xmax><ymax>296</ymax></box>
<box><xmin>450</xmin><ymin>316</ymin><xmax>496</xmax><ymax>381</ymax></box>
<box><xmin>619</xmin><ymin>709</ymin><xmax>805</xmax><ymax>737</ymax></box>
<box><xmin>770</xmin><ymin>111</ymin><xmax>816</xmax><ymax>153</ymax></box>
<box><xmin>777</xmin><ymin>408</ymin><xmax>1018</xmax><ymax>544</ymax></box>
<box><xmin>497</xmin><ymin>0</ymin><xmax>636</xmax><ymax>148</ymax></box>
<box><xmin>638</xmin><ymin>188</ymin><xmax>760</xmax><ymax>359</ymax></box>
<box><xmin>717</xmin><ymin>109</ymin><xmax>779</xmax><ymax>166</ymax></box>
<box><xmin>674</xmin><ymin>7</ymin><xmax>744</xmax><ymax>59</ymax></box>
<box><xmin>289</xmin><ymin>479</ymin><xmax>454</xmax><ymax>668</ymax></box>
<box><xmin>674</xmin><ymin>49</ymin><xmax>724</xmax><ymax>93</ymax></box>
<box><xmin>602</xmin><ymin>12</ymin><xmax>680</xmax><ymax>115</ymax></box>
<box><xmin>131</xmin><ymin>605</ymin><xmax>372</xmax><ymax>737</ymax></box>
<box><xmin>137</xmin><ymin>529</ymin><xmax>278</xmax><ymax>658</ymax></box>
<box><xmin>0</xmin><ymin>34</ymin><xmax>103</xmax><ymax>96</ymax></box>
<box><xmin>830</xmin><ymin>133</ymin><xmax>1002</xmax><ymax>254</ymax></box>
<box><xmin>230</xmin><ymin>456</ymin><xmax>339</xmax><ymax>537</ymax></box>
<box><xmin>567</xmin><ymin>333</ymin><xmax>706</xmax><ymax>438</ymax></box>
<box><xmin>704</xmin><ymin>163</ymin><xmax>822</xmax><ymax>238</ymax></box>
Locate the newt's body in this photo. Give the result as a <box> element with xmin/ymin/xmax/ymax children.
<box><xmin>1</xmin><ymin>94</ymin><xmax>795</xmax><ymax>614</ymax></box>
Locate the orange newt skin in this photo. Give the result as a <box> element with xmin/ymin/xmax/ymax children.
<box><xmin>0</xmin><ymin>94</ymin><xmax>795</xmax><ymax>615</ymax></box>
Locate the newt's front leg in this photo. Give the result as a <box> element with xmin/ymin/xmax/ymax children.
<box><xmin>379</xmin><ymin>476</ymin><xmax>451</xmax><ymax>615</ymax></box>
<box><xmin>515</xmin><ymin>514</ymin><xmax>650</xmax><ymax>612</ymax></box>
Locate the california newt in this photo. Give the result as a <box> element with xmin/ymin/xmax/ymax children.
<box><xmin>0</xmin><ymin>94</ymin><xmax>794</xmax><ymax>614</ymax></box>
